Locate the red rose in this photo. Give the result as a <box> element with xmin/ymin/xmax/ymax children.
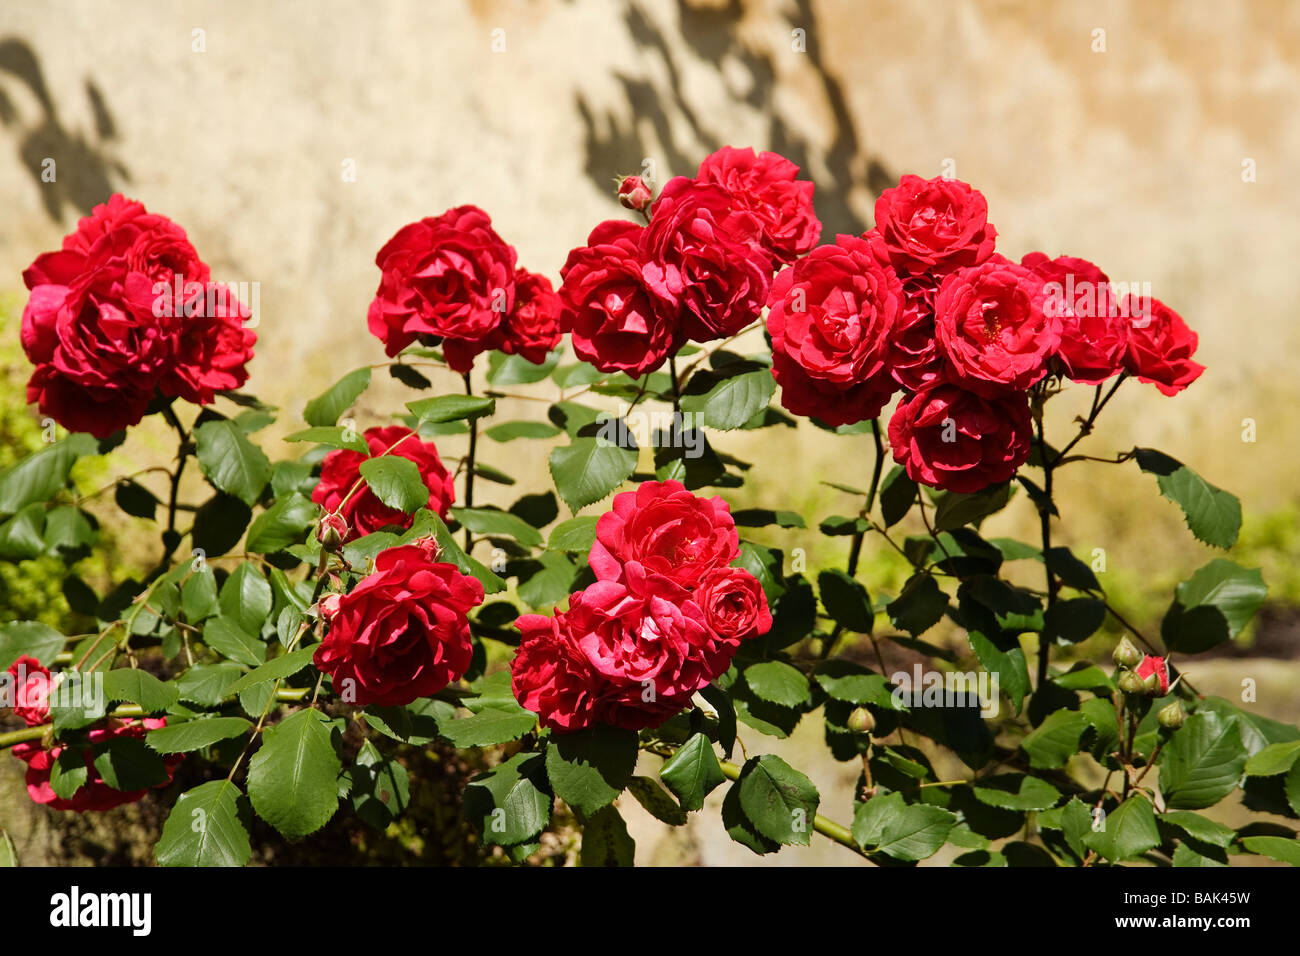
<box><xmin>696</xmin><ymin>146</ymin><xmax>821</xmax><ymax>263</ymax></box>
<box><xmin>887</xmin><ymin>271</ymin><xmax>946</xmax><ymax>392</ymax></box>
<box><xmin>6</xmin><ymin>656</ymin><xmax>52</xmax><ymax>727</ymax></box>
<box><xmin>869</xmin><ymin>174</ymin><xmax>997</xmax><ymax>276</ymax></box>
<box><xmin>933</xmin><ymin>258</ymin><xmax>1060</xmax><ymax>395</ymax></box>
<box><xmin>311</xmin><ymin>425</ymin><xmax>456</xmax><ymax>538</ymax></box>
<box><xmin>512</xmin><ymin>583</ymin><xmax>721</xmax><ymax>733</ymax></box>
<box><xmin>12</xmin><ymin>717</ymin><xmax>181</xmax><ymax>813</ymax></box>
<box><xmin>766</xmin><ymin>234</ymin><xmax>903</xmax><ymax>426</ymax></box>
<box><xmin>694</xmin><ymin>567</ymin><xmax>772</xmax><ymax>645</ymax></box>
<box><xmin>314</xmin><ymin>544</ymin><xmax>484</xmax><ymax>707</ymax></box>
<box><xmin>1121</xmin><ymin>296</ymin><xmax>1204</xmax><ymax>396</ymax></box>
<box><xmin>642</xmin><ymin>177</ymin><xmax>773</xmax><ymax>341</ymax></box>
<box><xmin>1135</xmin><ymin>654</ymin><xmax>1170</xmax><ymax>694</ymax></box>
<box><xmin>19</xmin><ymin>194</ymin><xmax>256</xmax><ymax>438</ymax></box>
<box><xmin>498</xmin><ymin>268</ymin><xmax>562</xmax><ymax>364</ymax></box>
<box><xmin>1021</xmin><ymin>253</ymin><xmax>1126</xmax><ymax>385</ymax></box>
<box><xmin>559</xmin><ymin>220</ymin><xmax>678</xmax><ymax>376</ymax></box>
<box><xmin>366</xmin><ymin>205</ymin><xmax>518</xmax><ymax>367</ymax></box>
<box><xmin>887</xmin><ymin>384</ymin><xmax>1032</xmax><ymax>493</ymax></box>
<box><xmin>589</xmin><ymin>480</ymin><xmax>739</xmax><ymax>592</ymax></box>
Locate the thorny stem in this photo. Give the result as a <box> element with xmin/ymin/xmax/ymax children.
<box><xmin>1036</xmin><ymin>404</ymin><xmax>1058</xmax><ymax>694</ymax></box>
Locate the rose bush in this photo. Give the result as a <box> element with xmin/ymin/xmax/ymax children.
<box><xmin>1</xmin><ymin>157</ymin><xmax>1293</xmax><ymax>870</ymax></box>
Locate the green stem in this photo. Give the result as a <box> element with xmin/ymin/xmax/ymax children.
<box><xmin>1035</xmin><ymin>408</ymin><xmax>1058</xmax><ymax>694</ymax></box>
<box><xmin>462</xmin><ymin>371</ymin><xmax>477</xmax><ymax>551</ymax></box>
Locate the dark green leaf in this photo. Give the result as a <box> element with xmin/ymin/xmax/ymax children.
<box><xmin>303</xmin><ymin>367</ymin><xmax>371</xmax><ymax>426</ymax></box>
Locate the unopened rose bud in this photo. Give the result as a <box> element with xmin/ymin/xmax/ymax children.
<box><xmin>411</xmin><ymin>535</ymin><xmax>442</xmax><ymax>562</ymax></box>
<box><xmin>1112</xmin><ymin>636</ymin><xmax>1142</xmax><ymax>670</ymax></box>
<box><xmin>1135</xmin><ymin>654</ymin><xmax>1170</xmax><ymax>695</ymax></box>
<box><xmin>1157</xmin><ymin>701</ymin><xmax>1186</xmax><ymax>730</ymax></box>
<box><xmin>847</xmin><ymin>707</ymin><xmax>875</xmax><ymax>735</ymax></box>
<box><xmin>316</xmin><ymin>513</ymin><xmax>348</xmax><ymax>553</ymax></box>
<box><xmin>317</xmin><ymin>593</ymin><xmax>342</xmax><ymax>622</ymax></box>
<box><xmin>1117</xmin><ymin>669</ymin><xmax>1146</xmax><ymax>696</ymax></box>
<box><xmin>617</xmin><ymin>175</ymin><xmax>653</xmax><ymax>213</ymax></box>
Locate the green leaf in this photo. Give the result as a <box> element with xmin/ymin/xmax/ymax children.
<box><xmin>203</xmin><ymin>617</ymin><xmax>266</xmax><ymax>668</ymax></box>
<box><xmin>0</xmin><ymin>434</ymin><xmax>95</xmax><ymax>517</ymax></box>
<box><xmin>283</xmin><ymin>426</ymin><xmax>368</xmax><ymax>454</ymax></box>
<box><xmin>967</xmin><ymin>630</ymin><xmax>1029</xmax><ymax>715</ymax></box>
<box><xmin>247</xmin><ymin>709</ymin><xmax>341</xmax><ymax>839</ymax></box>
<box><xmin>157</xmin><ymin>780</ymin><xmax>252</xmax><ymax>867</ymax></box>
<box><xmin>0</xmin><ymin>829</ymin><xmax>15</xmax><ymax>867</ymax></box>
<box><xmin>407</xmin><ymin>394</ymin><xmax>496</xmax><ymax>425</ymax></box>
<box><xmin>49</xmin><ymin>749</ymin><xmax>89</xmax><ymax>799</ymax></box>
<box><xmin>225</xmin><ymin>645</ymin><xmax>318</xmax><ymax>697</ymax></box>
<box><xmin>351</xmin><ymin>739</ymin><xmax>411</xmax><ymax>829</ymax></box>
<box><xmin>245</xmin><ymin>494</ymin><xmax>318</xmax><ymax>553</ymax></box>
<box><xmin>1159</xmin><ymin>711</ymin><xmax>1248</xmax><ymax>809</ymax></box>
<box><xmin>192</xmin><ymin>492</ymin><xmax>252</xmax><ymax>557</ymax></box>
<box><xmin>736</xmin><ymin>754</ymin><xmax>820</xmax><ymax>846</ymax></box>
<box><xmin>627</xmin><ymin>776</ymin><xmax>688</xmax><ymax>826</ymax></box>
<box><xmin>879</xmin><ymin>466</ymin><xmax>917</xmax><ymax>528</ymax></box>
<box><xmin>102</xmin><ymin>668</ymin><xmax>178</xmax><ymax>713</ymax></box>
<box><xmin>359</xmin><ymin>456</ymin><xmax>428</xmax><ymax>513</ymax></box>
<box><xmin>93</xmin><ymin>736</ymin><xmax>170</xmax><ymax>790</ymax></box>
<box><xmin>743</xmin><ymin>660</ymin><xmax>810</xmax><ymax>709</ymax></box>
<box><xmin>1044</xmin><ymin>547</ymin><xmax>1100</xmax><ymax>591</ymax></box>
<box><xmin>0</xmin><ymin>621</ymin><xmax>64</xmax><ymax>669</ymax></box>
<box><xmin>1082</xmin><ymin>795</ymin><xmax>1161</xmax><ymax>862</ymax></box>
<box><xmin>1042</xmin><ymin>598</ymin><xmax>1106</xmax><ymax>644</ymax></box>
<box><xmin>972</xmin><ymin>774</ymin><xmax>1061</xmax><ymax>811</ymax></box>
<box><xmin>1021</xmin><ymin>709</ymin><xmax>1091</xmax><ymax>769</ymax></box>
<box><xmin>362</xmin><ymin>698</ymin><xmax>450</xmax><ymax>745</ymax></box>
<box><xmin>1159</xmin><ymin>811</ymin><xmax>1237</xmax><ymax>849</ymax></box>
<box><xmin>659</xmin><ymin>733</ymin><xmax>726</xmax><ymax>812</ymax></box>
<box><xmin>580</xmin><ymin>805</ymin><xmax>636</xmax><ymax>866</ymax></box>
<box><xmin>1241</xmin><ymin>835</ymin><xmax>1300</xmax><ymax>866</ymax></box>
<box><xmin>1164</xmin><ymin>559</ymin><xmax>1267</xmax><ymax>654</ymax></box>
<box><xmin>439</xmin><ymin>706</ymin><xmax>537</xmax><ymax>748</ymax></box>
<box><xmin>488</xmin><ymin>349</ymin><xmax>560</xmax><ymax>385</ymax></box>
<box><xmin>485</xmin><ymin>420</ymin><xmax>562</xmax><ymax>442</ymax></box>
<box><xmin>219</xmin><ymin>563</ymin><xmax>273</xmax><ymax>637</ymax></box>
<box><xmin>175</xmin><ymin>663</ymin><xmax>244</xmax><ymax>706</ymax></box>
<box><xmin>813</xmin><ymin>662</ymin><xmax>903</xmax><ymax>709</ymax></box>
<box><xmin>547</xmin><ymin>516</ymin><xmax>600</xmax><ymax>552</ymax></box>
<box><xmin>1134</xmin><ymin>448</ymin><xmax>1241</xmax><ymax>549</ymax></box>
<box><xmin>303</xmin><ymin>367</ymin><xmax>371</xmax><ymax>426</ymax></box>
<box><xmin>857</xmin><ymin>795</ymin><xmax>957</xmax><ymax>862</ymax></box>
<box><xmin>195</xmin><ymin>420</ymin><xmax>271</xmax><ymax>506</ymax></box>
<box><xmin>818</xmin><ymin>569</ymin><xmax>873</xmax><ymax>632</ymax></box>
<box><xmin>679</xmin><ymin>366</ymin><xmax>775</xmax><ymax>431</ymax></box>
<box><xmin>545</xmin><ymin>725</ymin><xmax>638</xmax><ymax>816</ymax></box>
<box><xmin>181</xmin><ymin>568</ymin><xmax>219</xmax><ymax>622</ymax></box>
<box><xmin>933</xmin><ymin>484</ymin><xmax>1011</xmax><ymax>532</ymax></box>
<box><xmin>114</xmin><ymin>480</ymin><xmax>158</xmax><ymax>519</ymax></box>
<box><xmin>450</xmin><ymin>507</ymin><xmax>543</xmax><ymax>547</ymax></box>
<box><xmin>887</xmin><ymin>574</ymin><xmax>948</xmax><ymax>637</ymax></box>
<box><xmin>548</xmin><ymin>436</ymin><xmax>637</xmax><ymax>512</ymax></box>
<box><xmin>147</xmin><ymin>717</ymin><xmax>254</xmax><ymax>753</ymax></box>
<box><xmin>1245</xmin><ymin>740</ymin><xmax>1300</xmax><ymax>777</ymax></box>
<box><xmin>464</xmin><ymin>752</ymin><xmax>552</xmax><ymax>846</ymax></box>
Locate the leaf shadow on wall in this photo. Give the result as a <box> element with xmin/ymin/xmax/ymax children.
<box><xmin>575</xmin><ymin>0</ymin><xmax>896</xmax><ymax>237</ymax></box>
<box><xmin>0</xmin><ymin>36</ymin><xmax>129</xmax><ymax>223</ymax></box>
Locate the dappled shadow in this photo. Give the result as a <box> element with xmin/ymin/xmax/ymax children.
<box><xmin>576</xmin><ymin>0</ymin><xmax>894</xmax><ymax>237</ymax></box>
<box><xmin>0</xmin><ymin>36</ymin><xmax>128</xmax><ymax>222</ymax></box>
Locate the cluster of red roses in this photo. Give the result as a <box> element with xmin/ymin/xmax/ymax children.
<box><xmin>512</xmin><ymin>480</ymin><xmax>771</xmax><ymax>732</ymax></box>
<box><xmin>557</xmin><ymin>147</ymin><xmax>821</xmax><ymax>377</ymax></box>
<box><xmin>313</xmin><ymin>539</ymin><xmax>485</xmax><ymax>707</ymax></box>
<box><xmin>766</xmin><ymin>173</ymin><xmax>1206</xmax><ymax>492</ymax></box>
<box><xmin>365</xmin><ymin>205</ymin><xmax>562</xmax><ymax>372</ymax></box>
<box><xmin>19</xmin><ymin>194</ymin><xmax>256</xmax><ymax>439</ymax></box>
<box><xmin>3</xmin><ymin>656</ymin><xmax>180</xmax><ymax>812</ymax></box>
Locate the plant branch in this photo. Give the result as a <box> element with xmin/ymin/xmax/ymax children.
<box><xmin>462</xmin><ymin>371</ymin><xmax>478</xmax><ymax>551</ymax></box>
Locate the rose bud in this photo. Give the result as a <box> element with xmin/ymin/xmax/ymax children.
<box><xmin>317</xmin><ymin>592</ymin><xmax>342</xmax><ymax>622</ymax></box>
<box><xmin>1117</xmin><ymin>669</ymin><xmax>1146</xmax><ymax>696</ymax></box>
<box><xmin>617</xmin><ymin>175</ymin><xmax>653</xmax><ymax>213</ymax></box>
<box><xmin>1112</xmin><ymin>636</ymin><xmax>1142</xmax><ymax>670</ymax></box>
<box><xmin>316</xmin><ymin>513</ymin><xmax>348</xmax><ymax>553</ymax></box>
<box><xmin>1157</xmin><ymin>701</ymin><xmax>1186</xmax><ymax>730</ymax></box>
<box><xmin>847</xmin><ymin>707</ymin><xmax>876</xmax><ymax>735</ymax></box>
<box><xmin>1135</xmin><ymin>654</ymin><xmax>1170</xmax><ymax>695</ymax></box>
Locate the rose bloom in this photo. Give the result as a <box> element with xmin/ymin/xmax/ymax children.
<box><xmin>869</xmin><ymin>174</ymin><xmax>998</xmax><ymax>276</ymax></box>
<box><xmin>6</xmin><ymin>655</ymin><xmax>52</xmax><ymax>727</ymax></box>
<box><xmin>766</xmin><ymin>234</ymin><xmax>903</xmax><ymax>425</ymax></box>
<box><xmin>558</xmin><ymin>220</ymin><xmax>678</xmax><ymax>376</ymax></box>
<box><xmin>1135</xmin><ymin>654</ymin><xmax>1171</xmax><ymax>693</ymax></box>
<box><xmin>885</xmin><ymin>270</ymin><xmax>946</xmax><ymax>393</ymax></box>
<box><xmin>512</xmin><ymin>582</ymin><xmax>723</xmax><ymax>733</ymax></box>
<box><xmin>12</xmin><ymin>718</ymin><xmax>181</xmax><ymax>813</ymax></box>
<box><xmin>1121</xmin><ymin>296</ymin><xmax>1204</xmax><ymax>396</ymax></box>
<box><xmin>642</xmin><ymin>177</ymin><xmax>773</xmax><ymax>341</ymax></box>
<box><xmin>933</xmin><ymin>257</ymin><xmax>1060</xmax><ymax>395</ymax></box>
<box><xmin>366</xmin><ymin>205</ymin><xmax>518</xmax><ymax>368</ymax></box>
<box><xmin>311</xmin><ymin>425</ymin><xmax>455</xmax><ymax>539</ymax></box>
<box><xmin>20</xmin><ymin>194</ymin><xmax>255</xmax><ymax>438</ymax></box>
<box><xmin>498</xmin><ymin>268</ymin><xmax>562</xmax><ymax>364</ymax></box>
<box><xmin>693</xmin><ymin>567</ymin><xmax>772</xmax><ymax>645</ymax></box>
<box><xmin>589</xmin><ymin>480</ymin><xmax>739</xmax><ymax>592</ymax></box>
<box><xmin>696</xmin><ymin>146</ymin><xmax>821</xmax><ymax>263</ymax></box>
<box><xmin>314</xmin><ymin>543</ymin><xmax>484</xmax><ymax>707</ymax></box>
<box><xmin>1021</xmin><ymin>252</ymin><xmax>1126</xmax><ymax>385</ymax></box>
<box><xmin>888</xmin><ymin>384</ymin><xmax>1033</xmax><ymax>493</ymax></box>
